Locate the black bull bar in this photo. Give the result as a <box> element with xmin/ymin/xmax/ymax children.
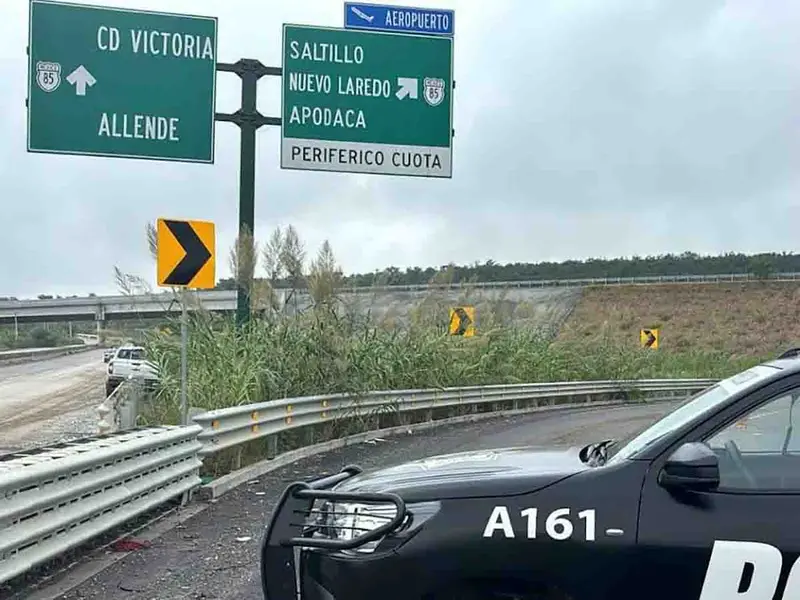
<box><xmin>260</xmin><ymin>465</ymin><xmax>407</xmax><ymax>600</ymax></box>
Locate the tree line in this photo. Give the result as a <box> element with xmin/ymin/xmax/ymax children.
<box><xmin>215</xmin><ymin>250</ymin><xmax>795</xmax><ymax>291</ymax></box>
<box><xmin>9</xmin><ymin>234</ymin><xmax>795</xmax><ymax>302</ymax></box>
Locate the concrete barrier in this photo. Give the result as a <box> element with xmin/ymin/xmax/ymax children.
<box><xmin>0</xmin><ymin>344</ymin><xmax>96</xmax><ymax>365</ymax></box>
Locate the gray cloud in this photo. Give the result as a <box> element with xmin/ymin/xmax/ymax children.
<box><xmin>0</xmin><ymin>0</ymin><xmax>797</xmax><ymax>298</ymax></box>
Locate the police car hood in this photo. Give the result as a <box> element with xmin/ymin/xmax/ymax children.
<box><xmin>333</xmin><ymin>446</ymin><xmax>589</xmax><ymax>501</ymax></box>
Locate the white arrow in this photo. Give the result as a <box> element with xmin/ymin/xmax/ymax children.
<box><xmin>396</xmin><ymin>77</ymin><xmax>418</xmax><ymax>101</ymax></box>
<box><xmin>66</xmin><ymin>65</ymin><xmax>96</xmax><ymax>96</ymax></box>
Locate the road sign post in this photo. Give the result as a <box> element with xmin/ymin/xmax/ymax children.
<box><xmin>281</xmin><ymin>24</ymin><xmax>454</xmax><ymax>178</ymax></box>
<box><xmin>344</xmin><ymin>2</ymin><xmax>455</xmax><ymax>36</ymax></box>
<box><xmin>214</xmin><ymin>60</ymin><xmax>281</xmax><ymax>327</ymax></box>
<box><xmin>27</xmin><ymin>0</ymin><xmax>218</xmax><ymax>162</ymax></box>
<box><xmin>157</xmin><ymin>217</ymin><xmax>216</xmax><ymax>425</ymax></box>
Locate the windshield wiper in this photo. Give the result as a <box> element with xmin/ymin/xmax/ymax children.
<box><xmin>581</xmin><ymin>439</ymin><xmax>616</xmax><ymax>466</ymax></box>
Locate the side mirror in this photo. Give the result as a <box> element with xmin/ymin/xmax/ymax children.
<box><xmin>658</xmin><ymin>442</ymin><xmax>720</xmax><ymax>492</ymax></box>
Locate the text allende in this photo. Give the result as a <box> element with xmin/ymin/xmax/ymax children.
<box><xmin>97</xmin><ymin>113</ymin><xmax>180</xmax><ymax>142</ymax></box>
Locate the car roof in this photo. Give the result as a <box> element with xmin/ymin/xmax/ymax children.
<box><xmin>706</xmin><ymin>360</ymin><xmax>795</xmax><ymax>407</ymax></box>
<box><xmin>729</xmin><ymin>359</ymin><xmax>800</xmax><ymax>390</ymax></box>
<box><xmin>762</xmin><ymin>357</ymin><xmax>800</xmax><ymax>373</ymax></box>
<box><xmin>620</xmin><ymin>357</ymin><xmax>800</xmax><ymax>462</ymax></box>
<box><xmin>695</xmin><ymin>356</ymin><xmax>800</xmax><ymax>419</ymax></box>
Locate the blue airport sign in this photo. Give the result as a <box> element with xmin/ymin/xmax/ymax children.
<box><xmin>344</xmin><ymin>2</ymin><xmax>454</xmax><ymax>37</ymax></box>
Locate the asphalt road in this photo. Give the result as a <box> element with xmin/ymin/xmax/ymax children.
<box><xmin>0</xmin><ymin>349</ymin><xmax>106</xmax><ymax>452</ymax></box>
<box><xmin>56</xmin><ymin>401</ymin><xmax>676</xmax><ymax>600</ymax></box>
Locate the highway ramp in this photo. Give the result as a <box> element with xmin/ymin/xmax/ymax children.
<box><xmin>0</xmin><ymin>349</ymin><xmax>105</xmax><ymax>453</ymax></box>
<box><xmin>53</xmin><ymin>402</ymin><xmax>676</xmax><ymax>600</ymax></box>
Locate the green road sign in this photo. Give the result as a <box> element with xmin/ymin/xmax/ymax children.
<box><xmin>27</xmin><ymin>0</ymin><xmax>218</xmax><ymax>163</ymax></box>
<box><xmin>281</xmin><ymin>24</ymin><xmax>454</xmax><ymax>178</ymax></box>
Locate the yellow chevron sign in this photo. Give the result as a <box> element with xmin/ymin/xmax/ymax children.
<box><xmin>449</xmin><ymin>306</ymin><xmax>475</xmax><ymax>337</ymax></box>
<box><xmin>640</xmin><ymin>328</ymin><xmax>659</xmax><ymax>350</ymax></box>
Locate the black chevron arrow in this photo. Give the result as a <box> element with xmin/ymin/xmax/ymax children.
<box><xmin>163</xmin><ymin>220</ymin><xmax>211</xmax><ymax>286</ymax></box>
<box><xmin>452</xmin><ymin>307</ymin><xmax>472</xmax><ymax>335</ymax></box>
<box><xmin>643</xmin><ymin>329</ymin><xmax>657</xmax><ymax>348</ymax></box>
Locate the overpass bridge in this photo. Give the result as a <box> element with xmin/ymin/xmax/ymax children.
<box><xmin>0</xmin><ymin>290</ymin><xmax>241</xmax><ymax>330</ymax></box>
<box><xmin>0</xmin><ymin>272</ymin><xmax>791</xmax><ymax>330</ymax></box>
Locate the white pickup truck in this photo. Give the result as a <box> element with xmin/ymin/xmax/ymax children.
<box><xmin>105</xmin><ymin>345</ymin><xmax>159</xmax><ymax>397</ymax></box>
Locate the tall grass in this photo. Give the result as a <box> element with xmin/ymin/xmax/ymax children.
<box><xmin>140</xmin><ymin>301</ymin><xmax>761</xmax><ymax>426</ymax></box>
<box><xmin>119</xmin><ymin>223</ymin><xmax>761</xmax><ymax>434</ymax></box>
<box><xmin>114</xmin><ymin>225</ymin><xmax>770</xmax><ymax>476</ymax></box>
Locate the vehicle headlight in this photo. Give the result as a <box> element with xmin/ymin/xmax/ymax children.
<box><xmin>314</xmin><ymin>501</ymin><xmax>399</xmax><ymax>554</ymax></box>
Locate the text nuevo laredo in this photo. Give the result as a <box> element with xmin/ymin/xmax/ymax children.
<box><xmin>288</xmin><ymin>72</ymin><xmax>394</xmax><ymax>98</ymax></box>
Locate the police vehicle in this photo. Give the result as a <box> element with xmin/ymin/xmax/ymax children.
<box><xmin>261</xmin><ymin>355</ymin><xmax>800</xmax><ymax>600</ymax></box>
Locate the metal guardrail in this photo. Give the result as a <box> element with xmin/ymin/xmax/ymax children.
<box><xmin>0</xmin><ymin>426</ymin><xmax>202</xmax><ymax>585</ymax></box>
<box><xmin>4</xmin><ymin>377</ymin><xmax>716</xmax><ymax>587</ymax></box>
<box><xmin>192</xmin><ymin>378</ymin><xmax>718</xmax><ymax>456</ymax></box>
<box><xmin>343</xmin><ymin>271</ymin><xmax>800</xmax><ymax>292</ymax></box>
<box><xmin>2</xmin><ymin>271</ymin><xmax>798</xmax><ymax>315</ymax></box>
<box><xmin>0</xmin><ymin>344</ymin><xmax>93</xmax><ymax>363</ymax></box>
<box><xmin>97</xmin><ymin>378</ymin><xmax>143</xmax><ymax>435</ymax></box>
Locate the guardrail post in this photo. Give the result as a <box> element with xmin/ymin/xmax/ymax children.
<box><xmin>119</xmin><ymin>381</ymin><xmax>141</xmax><ymax>430</ymax></box>
<box><xmin>266</xmin><ymin>435</ymin><xmax>278</xmax><ymax>460</ymax></box>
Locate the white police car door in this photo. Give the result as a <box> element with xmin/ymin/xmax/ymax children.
<box><xmin>636</xmin><ymin>378</ymin><xmax>800</xmax><ymax>600</ymax></box>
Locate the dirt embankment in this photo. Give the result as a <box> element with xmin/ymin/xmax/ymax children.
<box><xmin>556</xmin><ymin>282</ymin><xmax>800</xmax><ymax>358</ymax></box>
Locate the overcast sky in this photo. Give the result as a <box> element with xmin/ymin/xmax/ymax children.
<box><xmin>1</xmin><ymin>0</ymin><xmax>798</xmax><ymax>298</ymax></box>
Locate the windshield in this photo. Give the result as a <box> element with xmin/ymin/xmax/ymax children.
<box><xmin>116</xmin><ymin>348</ymin><xmax>145</xmax><ymax>361</ymax></box>
<box><xmin>606</xmin><ymin>364</ymin><xmax>782</xmax><ymax>463</ymax></box>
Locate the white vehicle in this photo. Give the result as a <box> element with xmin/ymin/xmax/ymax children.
<box><xmin>105</xmin><ymin>345</ymin><xmax>159</xmax><ymax>397</ymax></box>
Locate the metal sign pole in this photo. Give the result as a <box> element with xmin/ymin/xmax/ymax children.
<box><xmin>214</xmin><ymin>60</ymin><xmax>282</xmax><ymax>327</ymax></box>
<box><xmin>155</xmin><ymin>219</ymin><xmax>215</xmax><ymax>426</ymax></box>
<box><xmin>180</xmin><ymin>296</ymin><xmax>188</xmax><ymax>425</ymax></box>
